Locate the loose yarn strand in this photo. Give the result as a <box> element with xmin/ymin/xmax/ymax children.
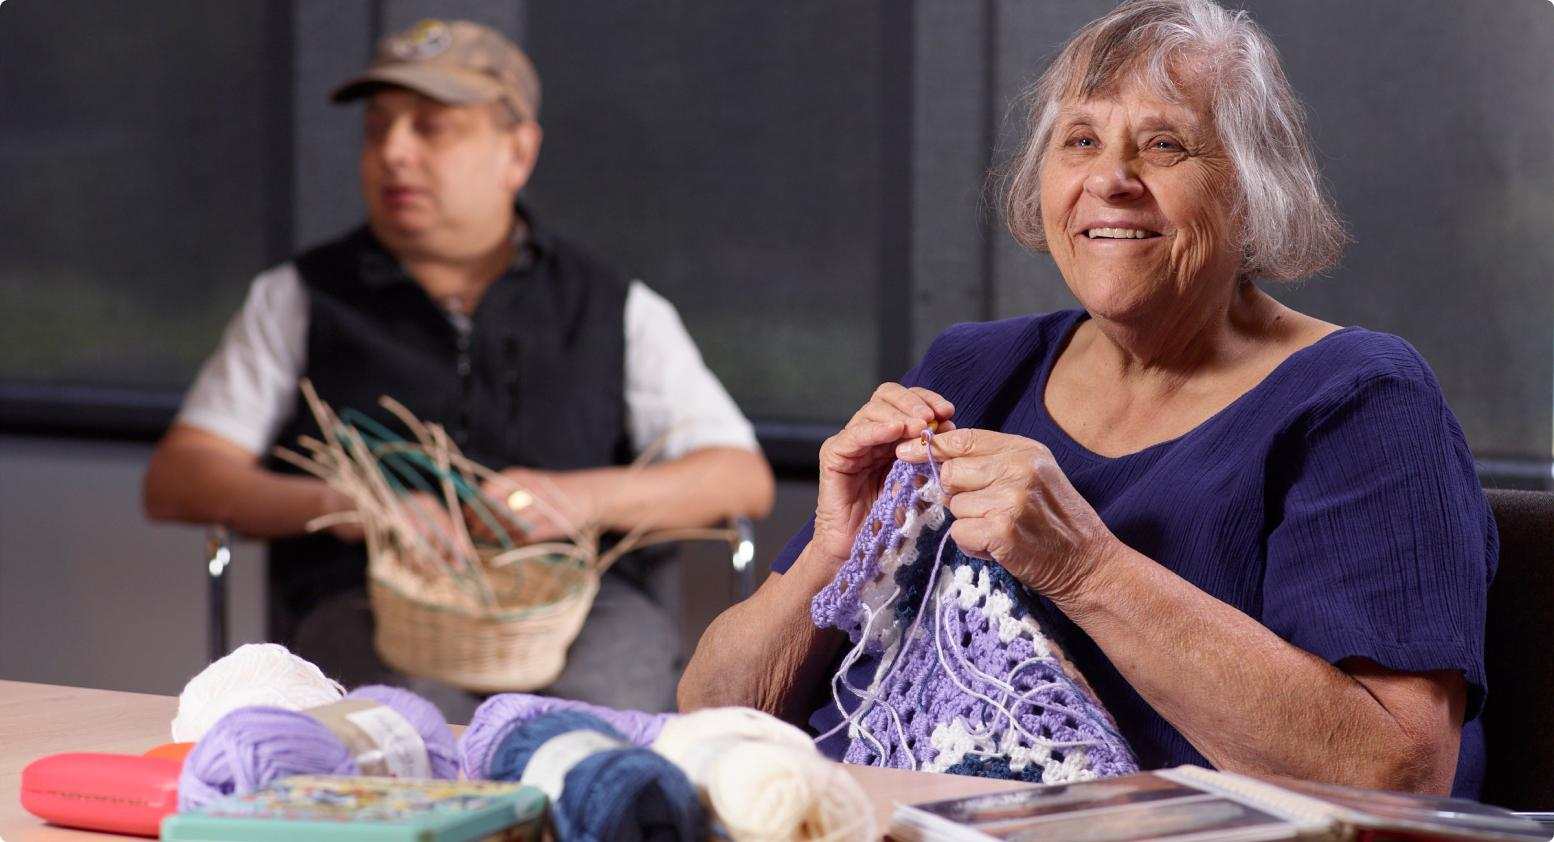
<box><xmin>935</xmin><ymin>606</ymin><xmax>1108</xmax><ymax>747</ymax></box>
<box><xmin>814</xmin><ymin>429</ymin><xmax>958</xmax><ymax>770</ymax></box>
<box><xmin>931</xmin><ymin>598</ymin><xmax>1097</xmax><ymax>752</ymax></box>
<box><xmin>813</xmin><ymin>593</ymin><xmax>906</xmax><ymax>767</ymax></box>
<box><xmin>820</xmin><ymin>510</ymin><xmax>956</xmax><ymax>770</ymax></box>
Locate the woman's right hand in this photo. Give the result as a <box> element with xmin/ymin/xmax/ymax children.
<box><xmin>811</xmin><ymin>383</ymin><xmax>955</xmax><ymax>564</ymax></box>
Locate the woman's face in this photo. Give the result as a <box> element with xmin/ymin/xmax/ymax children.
<box><xmin>1039</xmin><ymin>79</ymin><xmax>1240</xmax><ymax>324</ymax></box>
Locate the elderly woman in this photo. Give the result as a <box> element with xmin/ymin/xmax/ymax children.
<box><xmin>680</xmin><ymin>0</ymin><xmax>1493</xmax><ymax>798</ymax></box>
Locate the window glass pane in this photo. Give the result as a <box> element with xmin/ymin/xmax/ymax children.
<box><xmin>523</xmin><ymin>3</ymin><xmax>886</xmax><ymax>424</ymax></box>
<box><xmin>0</xmin><ymin>2</ymin><xmax>287</xmax><ymax>390</ymax></box>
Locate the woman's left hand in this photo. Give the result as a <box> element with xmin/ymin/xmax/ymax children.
<box><xmin>897</xmin><ymin>429</ymin><xmax>1119</xmax><ymax>605</ymax></box>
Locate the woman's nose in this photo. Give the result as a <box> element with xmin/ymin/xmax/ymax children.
<box><xmin>1084</xmin><ymin>154</ymin><xmax>1145</xmax><ymax>204</ymax></box>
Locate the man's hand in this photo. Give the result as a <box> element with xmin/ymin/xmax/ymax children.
<box><xmin>144</xmin><ymin>422</ymin><xmax>375</xmax><ymax>541</ymax></box>
<box><xmin>316</xmin><ymin>485</ymin><xmax>367</xmax><ymax>542</ymax></box>
<box><xmin>475</xmin><ymin>467</ymin><xmax>602</xmax><ymax>544</ymax></box>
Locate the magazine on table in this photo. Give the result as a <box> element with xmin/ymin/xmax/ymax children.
<box><xmin>890</xmin><ymin>765</ymin><xmax>1551</xmax><ymax>842</ymax></box>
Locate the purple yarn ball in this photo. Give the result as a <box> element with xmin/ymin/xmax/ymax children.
<box><xmin>178</xmin><ymin>707</ymin><xmax>352</xmax><ymax>811</ymax></box>
<box><xmin>346</xmin><ymin>684</ymin><xmax>459</xmax><ymax>779</ymax></box>
<box><xmin>178</xmin><ymin>684</ymin><xmax>457</xmax><ymax>811</ymax></box>
<box><xmin>459</xmin><ymin>693</ymin><xmax>671</xmax><ymax>780</ymax></box>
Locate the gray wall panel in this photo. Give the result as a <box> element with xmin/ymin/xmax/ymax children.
<box><xmin>0</xmin><ymin>437</ymin><xmax>267</xmax><ymax>694</ymax></box>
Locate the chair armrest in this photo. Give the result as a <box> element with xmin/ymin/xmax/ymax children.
<box><xmin>205</xmin><ymin>526</ymin><xmax>232</xmax><ymax>662</ymax></box>
<box><xmin>729</xmin><ymin>515</ymin><xmax>757</xmax><ymax>602</ymax></box>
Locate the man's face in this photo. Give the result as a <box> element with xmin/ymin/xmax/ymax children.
<box><xmin>360</xmin><ymin>88</ymin><xmax>540</xmax><ymax>258</ymax></box>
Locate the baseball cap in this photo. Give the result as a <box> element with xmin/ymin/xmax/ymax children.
<box><xmin>330</xmin><ymin>19</ymin><xmax>541</xmax><ymax>121</ymax></box>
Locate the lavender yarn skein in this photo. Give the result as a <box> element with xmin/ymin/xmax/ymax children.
<box><xmin>460</xmin><ymin>693</ymin><xmax>670</xmax><ymax>780</ymax></box>
<box><xmin>347</xmin><ymin>684</ymin><xmax>459</xmax><ymax>779</ymax></box>
<box><xmin>178</xmin><ymin>707</ymin><xmax>352</xmax><ymax>811</ymax></box>
<box><xmin>178</xmin><ymin>684</ymin><xmax>457</xmax><ymax>811</ymax></box>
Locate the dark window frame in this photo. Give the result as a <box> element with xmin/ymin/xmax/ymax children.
<box><xmin>3</xmin><ymin>386</ymin><xmax>1550</xmax><ymax>489</ymax></box>
<box><xmin>0</xmin><ymin>384</ymin><xmax>833</xmax><ymax>479</ymax></box>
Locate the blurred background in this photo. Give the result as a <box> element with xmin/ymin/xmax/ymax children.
<box><xmin>2</xmin><ymin>0</ymin><xmax>1551</xmax><ymax>696</ymax></box>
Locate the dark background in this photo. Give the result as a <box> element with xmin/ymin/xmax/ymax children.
<box><xmin>1</xmin><ymin>0</ymin><xmax>1550</xmax><ymax>474</ymax></box>
<box><xmin>0</xmin><ymin>1</ymin><xmax>1550</xmax><ymax>695</ymax></box>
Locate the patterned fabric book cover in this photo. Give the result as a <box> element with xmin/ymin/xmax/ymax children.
<box><xmin>160</xmin><ymin>775</ymin><xmax>546</xmax><ymax>841</ymax></box>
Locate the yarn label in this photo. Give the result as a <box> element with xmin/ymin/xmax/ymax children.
<box><xmin>304</xmin><ymin>699</ymin><xmax>432</xmax><ymax>779</ymax></box>
<box><xmin>519</xmin><ymin>729</ymin><xmax>622</xmax><ymax>800</ymax></box>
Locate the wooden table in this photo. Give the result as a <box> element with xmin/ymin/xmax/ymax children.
<box><xmin>0</xmin><ymin>680</ymin><xmax>1024</xmax><ymax>840</ymax></box>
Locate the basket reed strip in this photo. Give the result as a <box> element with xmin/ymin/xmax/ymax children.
<box><xmin>368</xmin><ymin>440</ymin><xmax>522</xmax><ymax>547</ymax></box>
<box><xmin>272</xmin><ymin>380</ymin><xmax>749</xmax><ymax>691</ymax></box>
<box><xmin>275</xmin><ymin>379</ymin><xmax>740</xmax><ymax>610</ymax></box>
<box><xmin>445</xmin><ymin>450</ymin><xmax>587</xmax><ymax>545</ymax></box>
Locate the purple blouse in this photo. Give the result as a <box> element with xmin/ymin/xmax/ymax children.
<box><xmin>772</xmin><ymin>309</ymin><xmax>1495</xmax><ymax>798</ymax></box>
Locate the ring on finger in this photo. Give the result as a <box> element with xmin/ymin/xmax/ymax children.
<box><xmin>506</xmin><ymin>488</ymin><xmax>534</xmax><ymax>512</ymax></box>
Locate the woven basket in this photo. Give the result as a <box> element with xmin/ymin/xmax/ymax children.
<box><xmin>368</xmin><ymin>544</ymin><xmax>599</xmax><ymax>693</ymax></box>
<box><xmin>276</xmin><ymin>380</ymin><xmax>733</xmax><ymax>695</ymax></box>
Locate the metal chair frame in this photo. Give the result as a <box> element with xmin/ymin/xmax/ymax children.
<box><xmin>204</xmin><ymin>518</ymin><xmax>757</xmax><ymax>663</ymax></box>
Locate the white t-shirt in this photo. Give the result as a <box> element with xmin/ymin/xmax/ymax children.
<box><xmin>177</xmin><ymin>263</ymin><xmax>759</xmax><ymax>462</ymax></box>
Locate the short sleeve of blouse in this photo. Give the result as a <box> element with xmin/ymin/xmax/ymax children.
<box><xmin>1262</xmin><ymin>370</ymin><xmax>1496</xmax><ymax>718</ymax></box>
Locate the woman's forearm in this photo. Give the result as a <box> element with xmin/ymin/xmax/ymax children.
<box><xmin>678</xmin><ymin>542</ymin><xmax>845</xmax><ymax>721</ymax></box>
<box><xmin>1056</xmin><ymin>543</ymin><xmax>1461</xmax><ymax>793</ymax></box>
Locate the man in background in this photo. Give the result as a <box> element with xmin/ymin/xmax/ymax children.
<box><xmin>144</xmin><ymin>19</ymin><xmax>773</xmax><ymax>717</ymax></box>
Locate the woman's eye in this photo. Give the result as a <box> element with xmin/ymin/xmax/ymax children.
<box><xmin>1069</xmin><ymin>137</ymin><xmax>1096</xmax><ymax>148</ymax></box>
<box><xmin>1150</xmin><ymin>138</ymin><xmax>1181</xmax><ymax>151</ymax></box>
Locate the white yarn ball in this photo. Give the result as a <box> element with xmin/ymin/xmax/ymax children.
<box><xmin>170</xmin><ymin>643</ymin><xmax>345</xmax><ymax>742</ymax></box>
<box><xmin>709</xmin><ymin>741</ymin><xmax>817</xmax><ymax>840</ymax></box>
<box><xmin>802</xmin><ymin>762</ymin><xmax>874</xmax><ymax>842</ymax></box>
<box><xmin>652</xmin><ymin>708</ymin><xmax>874</xmax><ymax>842</ymax></box>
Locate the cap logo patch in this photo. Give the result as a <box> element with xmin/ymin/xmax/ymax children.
<box><xmin>388</xmin><ymin>19</ymin><xmax>452</xmax><ymax>61</ymax></box>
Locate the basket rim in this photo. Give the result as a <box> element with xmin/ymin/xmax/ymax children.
<box><xmin>368</xmin><ymin>558</ymin><xmax>598</xmax><ymax>622</ymax></box>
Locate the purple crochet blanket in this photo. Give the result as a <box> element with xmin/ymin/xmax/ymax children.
<box><xmin>810</xmin><ymin>453</ymin><xmax>1138</xmax><ymax>783</ymax></box>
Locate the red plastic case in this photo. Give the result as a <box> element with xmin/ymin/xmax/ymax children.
<box><xmin>19</xmin><ymin>752</ymin><xmax>180</xmax><ymax>837</ymax></box>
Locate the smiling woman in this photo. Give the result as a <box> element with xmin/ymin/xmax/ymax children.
<box><xmin>1002</xmin><ymin>0</ymin><xmax>1347</xmax><ymax>284</ymax></box>
<box><xmin>680</xmin><ymin>0</ymin><xmax>1497</xmax><ymax>801</ymax></box>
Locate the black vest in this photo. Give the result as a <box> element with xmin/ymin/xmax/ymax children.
<box><xmin>266</xmin><ymin>215</ymin><xmax>634</xmax><ymax>641</ymax></box>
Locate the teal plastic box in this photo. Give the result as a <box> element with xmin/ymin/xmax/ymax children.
<box><xmin>161</xmin><ymin>775</ymin><xmax>547</xmax><ymax>841</ymax></box>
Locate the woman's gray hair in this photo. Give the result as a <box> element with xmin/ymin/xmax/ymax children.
<box><xmin>1002</xmin><ymin>0</ymin><xmax>1347</xmax><ymax>280</ymax></box>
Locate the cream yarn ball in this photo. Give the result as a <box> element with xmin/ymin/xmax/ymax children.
<box><xmin>653</xmin><ymin>708</ymin><xmax>874</xmax><ymax>842</ymax></box>
<box><xmin>655</xmin><ymin>707</ymin><xmax>814</xmax><ymax>756</ymax></box>
<box><xmin>170</xmin><ymin>643</ymin><xmax>345</xmax><ymax>742</ymax></box>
